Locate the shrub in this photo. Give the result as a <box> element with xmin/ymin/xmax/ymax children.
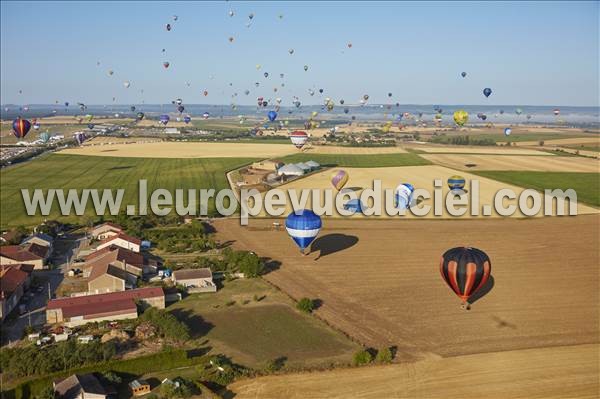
<box><xmin>140</xmin><ymin>308</ymin><xmax>191</xmax><ymax>342</ymax></box>
<box><xmin>375</xmin><ymin>347</ymin><xmax>393</xmax><ymax>364</ymax></box>
<box><xmin>352</xmin><ymin>349</ymin><xmax>373</xmax><ymax>366</ymax></box>
<box><xmin>296</xmin><ymin>298</ymin><xmax>314</xmax><ymax>313</ymax></box>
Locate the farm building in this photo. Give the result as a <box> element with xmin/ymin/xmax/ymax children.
<box><xmin>129</xmin><ymin>379</ymin><xmax>151</xmax><ymax>396</ymax></box>
<box><xmin>0</xmin><ymin>264</ymin><xmax>33</xmax><ymax>320</ymax></box>
<box><xmin>90</xmin><ymin>222</ymin><xmax>123</xmax><ymax>240</ymax></box>
<box><xmin>87</xmin><ymin>263</ymin><xmax>137</xmax><ymax>294</ymax></box>
<box><xmin>252</xmin><ymin>159</ymin><xmax>284</xmax><ymax>171</ymax></box>
<box><xmin>85</xmin><ymin>245</ymin><xmax>157</xmax><ymax>277</ymax></box>
<box><xmin>277</xmin><ymin>164</ymin><xmax>305</xmax><ymax>177</ymax></box>
<box><xmin>97</xmin><ymin>233</ymin><xmax>142</xmax><ymax>253</ymax></box>
<box><xmin>53</xmin><ymin>373</ymin><xmax>108</xmax><ymax>399</ymax></box>
<box><xmin>46</xmin><ymin>287</ymin><xmax>165</xmax><ymax>327</ymax></box>
<box><xmin>172</xmin><ymin>268</ymin><xmax>216</xmax><ymax>293</ymax></box>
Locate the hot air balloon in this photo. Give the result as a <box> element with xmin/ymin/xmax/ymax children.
<box><xmin>288</xmin><ymin>48</ymin><xmax>294</xmax><ymax>55</ymax></box>
<box><xmin>32</xmin><ymin>120</ymin><xmax>40</xmax><ymax>130</ymax></box>
<box><xmin>515</xmin><ymin>108</ymin><xmax>523</xmax><ymax>115</ymax></box>
<box><xmin>330</xmin><ymin>170</ymin><xmax>349</xmax><ymax>191</ymax></box>
<box><xmin>163</xmin><ymin>61</ymin><xmax>170</xmax><ymax>69</ymax></box>
<box><xmin>448</xmin><ymin>175</ymin><xmax>466</xmax><ymax>192</ymax></box>
<box><xmin>177</xmin><ymin>105</ymin><xmax>185</xmax><ymax>113</ymax></box>
<box><xmin>395</xmin><ymin>183</ymin><xmax>414</xmax><ymax>210</ymax></box>
<box><xmin>202</xmin><ymin>112</ymin><xmax>210</xmax><ymax>119</ymax></box>
<box><xmin>304</xmin><ymin>65</ymin><xmax>309</xmax><ymax>71</ymax></box>
<box><xmin>285</xmin><ymin>210</ymin><xmax>322</xmax><ymax>254</ymax></box>
<box><xmin>107</xmin><ymin>70</ymin><xmax>114</xmax><ymax>76</ymax></box>
<box><xmin>319</xmin><ymin>88</ymin><xmax>324</xmax><ymax>94</ymax></box>
<box><xmin>203</xmin><ymin>90</ymin><xmax>208</xmax><ymax>96</ymax></box>
<box><xmin>483</xmin><ymin>88</ymin><xmax>492</xmax><ymax>98</ymax></box>
<box><xmin>183</xmin><ymin>116</ymin><xmax>191</xmax><ymax>124</ymax></box>
<box><xmin>39</xmin><ymin>132</ymin><xmax>51</xmax><ymax>143</ymax></box>
<box><xmin>74</xmin><ymin>132</ymin><xmax>87</xmax><ymax>145</ymax></box>
<box><xmin>461</xmin><ymin>72</ymin><xmax>467</xmax><ymax>78</ymax></box>
<box><xmin>504</xmin><ymin>127</ymin><xmax>512</xmax><ymax>136</ymax></box>
<box><xmin>344</xmin><ymin>107</ymin><xmax>349</xmax><ymax>114</ymax></box>
<box><xmin>166</xmin><ymin>23</ymin><xmax>171</xmax><ymax>31</ymax></box>
<box><xmin>228</xmin><ymin>36</ymin><xmax>234</xmax><ymax>43</ymax></box>
<box><xmin>248</xmin><ymin>13</ymin><xmax>254</xmax><ymax>19</ymax></box>
<box><xmin>344</xmin><ymin>199</ymin><xmax>365</xmax><ymax>214</ymax></box>
<box><xmin>290</xmin><ymin>130</ymin><xmax>308</xmax><ymax>149</ymax></box>
<box><xmin>123</xmin><ymin>81</ymin><xmax>131</xmax><ymax>88</ymax></box>
<box><xmin>363</xmin><ymin>94</ymin><xmax>369</xmax><ymax>101</ymax></box>
<box><xmin>553</xmin><ymin>108</ymin><xmax>560</xmax><ymax>116</ymax></box>
<box><xmin>440</xmin><ymin>246</ymin><xmax>491</xmax><ymax>308</ymax></box>
<box><xmin>136</xmin><ymin>112</ymin><xmax>145</xmax><ymax>120</ymax></box>
<box><xmin>228</xmin><ymin>10</ymin><xmax>234</xmax><ymax>17</ymax></box>
<box><xmin>87</xmin><ymin>123</ymin><xmax>95</xmax><ymax>130</ymax></box>
<box><xmin>12</xmin><ymin>118</ymin><xmax>31</xmax><ymax>139</ymax></box>
<box><xmin>268</xmin><ymin>110</ymin><xmax>278</xmax><ymax>121</ymax></box>
<box><xmin>453</xmin><ymin>110</ymin><xmax>469</xmax><ymax>126</ymax></box>
<box><xmin>159</xmin><ymin>114</ymin><xmax>170</xmax><ymax>125</ymax></box>
<box><xmin>64</xmin><ymin>102</ymin><xmax>69</xmax><ymax>107</ymax></box>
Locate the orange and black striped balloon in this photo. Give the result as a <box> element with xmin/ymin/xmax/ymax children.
<box><xmin>440</xmin><ymin>247</ymin><xmax>491</xmax><ymax>304</ymax></box>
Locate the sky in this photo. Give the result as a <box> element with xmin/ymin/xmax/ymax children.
<box><xmin>1</xmin><ymin>1</ymin><xmax>598</xmax><ymax>106</ymax></box>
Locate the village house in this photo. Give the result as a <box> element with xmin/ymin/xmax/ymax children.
<box><xmin>46</xmin><ymin>287</ymin><xmax>165</xmax><ymax>327</ymax></box>
<box><xmin>129</xmin><ymin>379</ymin><xmax>151</xmax><ymax>397</ymax></box>
<box><xmin>87</xmin><ymin>262</ymin><xmax>137</xmax><ymax>294</ymax></box>
<box><xmin>21</xmin><ymin>232</ymin><xmax>54</xmax><ymax>253</ymax></box>
<box><xmin>97</xmin><ymin>233</ymin><xmax>142</xmax><ymax>253</ymax></box>
<box><xmin>90</xmin><ymin>222</ymin><xmax>124</xmax><ymax>240</ymax></box>
<box><xmin>0</xmin><ymin>264</ymin><xmax>34</xmax><ymax>320</ymax></box>
<box><xmin>172</xmin><ymin>268</ymin><xmax>216</xmax><ymax>293</ymax></box>
<box><xmin>0</xmin><ymin>244</ymin><xmax>47</xmax><ymax>269</ymax></box>
<box><xmin>53</xmin><ymin>373</ymin><xmax>108</xmax><ymax>399</ymax></box>
<box><xmin>85</xmin><ymin>245</ymin><xmax>158</xmax><ymax>277</ymax></box>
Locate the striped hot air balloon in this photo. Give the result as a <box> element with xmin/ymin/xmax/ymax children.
<box><xmin>74</xmin><ymin>132</ymin><xmax>87</xmax><ymax>145</ymax></box>
<box><xmin>285</xmin><ymin>210</ymin><xmax>322</xmax><ymax>254</ymax></box>
<box><xmin>330</xmin><ymin>170</ymin><xmax>349</xmax><ymax>191</ymax></box>
<box><xmin>395</xmin><ymin>183</ymin><xmax>414</xmax><ymax>210</ymax></box>
<box><xmin>12</xmin><ymin>118</ymin><xmax>31</xmax><ymax>139</ymax></box>
<box><xmin>159</xmin><ymin>114</ymin><xmax>170</xmax><ymax>125</ymax></box>
<box><xmin>447</xmin><ymin>175</ymin><xmax>466</xmax><ymax>192</ymax></box>
<box><xmin>440</xmin><ymin>247</ymin><xmax>491</xmax><ymax>308</ymax></box>
<box><xmin>289</xmin><ymin>130</ymin><xmax>308</xmax><ymax>149</ymax></box>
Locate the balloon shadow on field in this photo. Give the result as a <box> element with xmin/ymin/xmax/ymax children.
<box><xmin>468</xmin><ymin>275</ymin><xmax>494</xmax><ymax>305</ymax></box>
<box><xmin>310</xmin><ymin>234</ymin><xmax>358</xmax><ymax>259</ymax></box>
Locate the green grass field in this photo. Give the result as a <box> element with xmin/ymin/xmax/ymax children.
<box><xmin>0</xmin><ymin>154</ymin><xmax>258</xmax><ymax>228</ymax></box>
<box><xmin>169</xmin><ymin>279</ymin><xmax>358</xmax><ymax>368</ymax></box>
<box><xmin>280</xmin><ymin>153</ymin><xmax>431</xmax><ymax>168</ymax></box>
<box><xmin>472</xmin><ymin>171</ymin><xmax>600</xmax><ymax>207</ymax></box>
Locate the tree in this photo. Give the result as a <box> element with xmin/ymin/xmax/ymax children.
<box><xmin>539</xmin><ymin>140</ymin><xmax>545</xmax><ymax>146</ymax></box>
<box><xmin>102</xmin><ymin>371</ymin><xmax>122</xmax><ymax>384</ymax></box>
<box><xmin>35</xmin><ymin>385</ymin><xmax>55</xmax><ymax>399</ymax></box>
<box><xmin>296</xmin><ymin>298</ymin><xmax>315</xmax><ymax>313</ymax></box>
<box><xmin>352</xmin><ymin>349</ymin><xmax>373</xmax><ymax>366</ymax></box>
<box><xmin>375</xmin><ymin>347</ymin><xmax>393</xmax><ymax>364</ymax></box>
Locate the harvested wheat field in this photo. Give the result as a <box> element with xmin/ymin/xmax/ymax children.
<box><xmin>214</xmin><ymin>215</ymin><xmax>599</xmax><ymax>359</ymax></box>
<box><xmin>421</xmin><ymin>153</ymin><xmax>600</xmax><ymax>172</ymax></box>
<box><xmin>306</xmin><ymin>146</ymin><xmax>407</xmax><ymax>154</ymax></box>
<box><xmin>83</xmin><ymin>136</ymin><xmax>163</xmax><ymax>145</ymax></box>
<box><xmin>519</xmin><ymin>136</ymin><xmax>600</xmax><ymax>146</ymax></box>
<box><xmin>410</xmin><ymin>145</ymin><xmax>550</xmax><ymax>155</ymax></box>
<box><xmin>230</xmin><ymin>344</ymin><xmax>599</xmax><ymax>399</ymax></box>
<box><xmin>59</xmin><ymin>141</ymin><xmax>298</xmax><ymax>158</ymax></box>
<box><xmin>260</xmin><ymin>165</ymin><xmax>598</xmax><ymax>218</ymax></box>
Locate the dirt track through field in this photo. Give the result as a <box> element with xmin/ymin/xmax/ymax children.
<box><xmin>214</xmin><ymin>215</ymin><xmax>599</xmax><ymax>360</ymax></box>
<box><xmin>229</xmin><ymin>344</ymin><xmax>599</xmax><ymax>398</ymax></box>
<box><xmin>421</xmin><ymin>153</ymin><xmax>600</xmax><ymax>172</ymax></box>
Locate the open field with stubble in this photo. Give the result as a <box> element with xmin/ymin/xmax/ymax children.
<box><xmin>214</xmin><ymin>216</ymin><xmax>600</xmax><ymax>355</ymax></box>
<box><xmin>0</xmin><ymin>153</ymin><xmax>257</xmax><ymax>227</ymax></box>
<box><xmin>230</xmin><ymin>344</ymin><xmax>599</xmax><ymax>399</ymax></box>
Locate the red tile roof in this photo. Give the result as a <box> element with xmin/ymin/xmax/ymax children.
<box><xmin>86</xmin><ymin>245</ymin><xmax>144</xmax><ymax>267</ymax></box>
<box><xmin>22</xmin><ymin>242</ymin><xmax>49</xmax><ymax>259</ymax></box>
<box><xmin>0</xmin><ymin>245</ymin><xmax>42</xmax><ymax>262</ymax></box>
<box><xmin>47</xmin><ymin>287</ymin><xmax>163</xmax><ymax>312</ymax></box>
<box><xmin>1</xmin><ymin>268</ymin><xmax>28</xmax><ymax>296</ymax></box>
<box><xmin>1</xmin><ymin>264</ymin><xmax>35</xmax><ymax>274</ymax></box>
<box><xmin>99</xmin><ymin>233</ymin><xmax>142</xmax><ymax>246</ymax></box>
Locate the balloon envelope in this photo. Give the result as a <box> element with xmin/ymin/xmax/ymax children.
<box><xmin>440</xmin><ymin>247</ymin><xmax>491</xmax><ymax>304</ymax></box>
<box><xmin>454</xmin><ymin>109</ymin><xmax>469</xmax><ymax>126</ymax></box>
<box><xmin>290</xmin><ymin>130</ymin><xmax>308</xmax><ymax>149</ymax></box>
<box><xmin>268</xmin><ymin>110</ymin><xmax>278</xmax><ymax>121</ymax></box>
<box><xmin>448</xmin><ymin>175</ymin><xmax>466</xmax><ymax>191</ymax></box>
<box><xmin>395</xmin><ymin>183</ymin><xmax>414</xmax><ymax>210</ymax></box>
<box><xmin>483</xmin><ymin>88</ymin><xmax>492</xmax><ymax>97</ymax></box>
<box><xmin>285</xmin><ymin>210</ymin><xmax>322</xmax><ymax>251</ymax></box>
<box><xmin>504</xmin><ymin>127</ymin><xmax>512</xmax><ymax>136</ymax></box>
<box><xmin>330</xmin><ymin>170</ymin><xmax>349</xmax><ymax>191</ymax></box>
<box><xmin>12</xmin><ymin>118</ymin><xmax>31</xmax><ymax>139</ymax></box>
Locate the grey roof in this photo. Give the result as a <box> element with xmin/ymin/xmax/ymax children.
<box><xmin>173</xmin><ymin>268</ymin><xmax>212</xmax><ymax>281</ymax></box>
<box><xmin>129</xmin><ymin>379</ymin><xmax>150</xmax><ymax>389</ymax></box>
<box><xmin>305</xmin><ymin>160</ymin><xmax>320</xmax><ymax>168</ymax></box>
<box><xmin>23</xmin><ymin>232</ymin><xmax>53</xmax><ymax>244</ymax></box>
<box><xmin>295</xmin><ymin>162</ymin><xmax>311</xmax><ymax>171</ymax></box>
<box><xmin>277</xmin><ymin>164</ymin><xmax>304</xmax><ymax>175</ymax></box>
<box><xmin>54</xmin><ymin>374</ymin><xmax>106</xmax><ymax>399</ymax></box>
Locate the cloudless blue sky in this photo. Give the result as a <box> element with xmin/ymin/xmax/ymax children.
<box><xmin>1</xmin><ymin>1</ymin><xmax>598</xmax><ymax>106</ymax></box>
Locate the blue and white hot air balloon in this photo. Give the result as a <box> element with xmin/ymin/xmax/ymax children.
<box><xmin>268</xmin><ymin>110</ymin><xmax>278</xmax><ymax>122</ymax></box>
<box><xmin>395</xmin><ymin>183</ymin><xmax>414</xmax><ymax>210</ymax></box>
<box><xmin>285</xmin><ymin>210</ymin><xmax>322</xmax><ymax>254</ymax></box>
